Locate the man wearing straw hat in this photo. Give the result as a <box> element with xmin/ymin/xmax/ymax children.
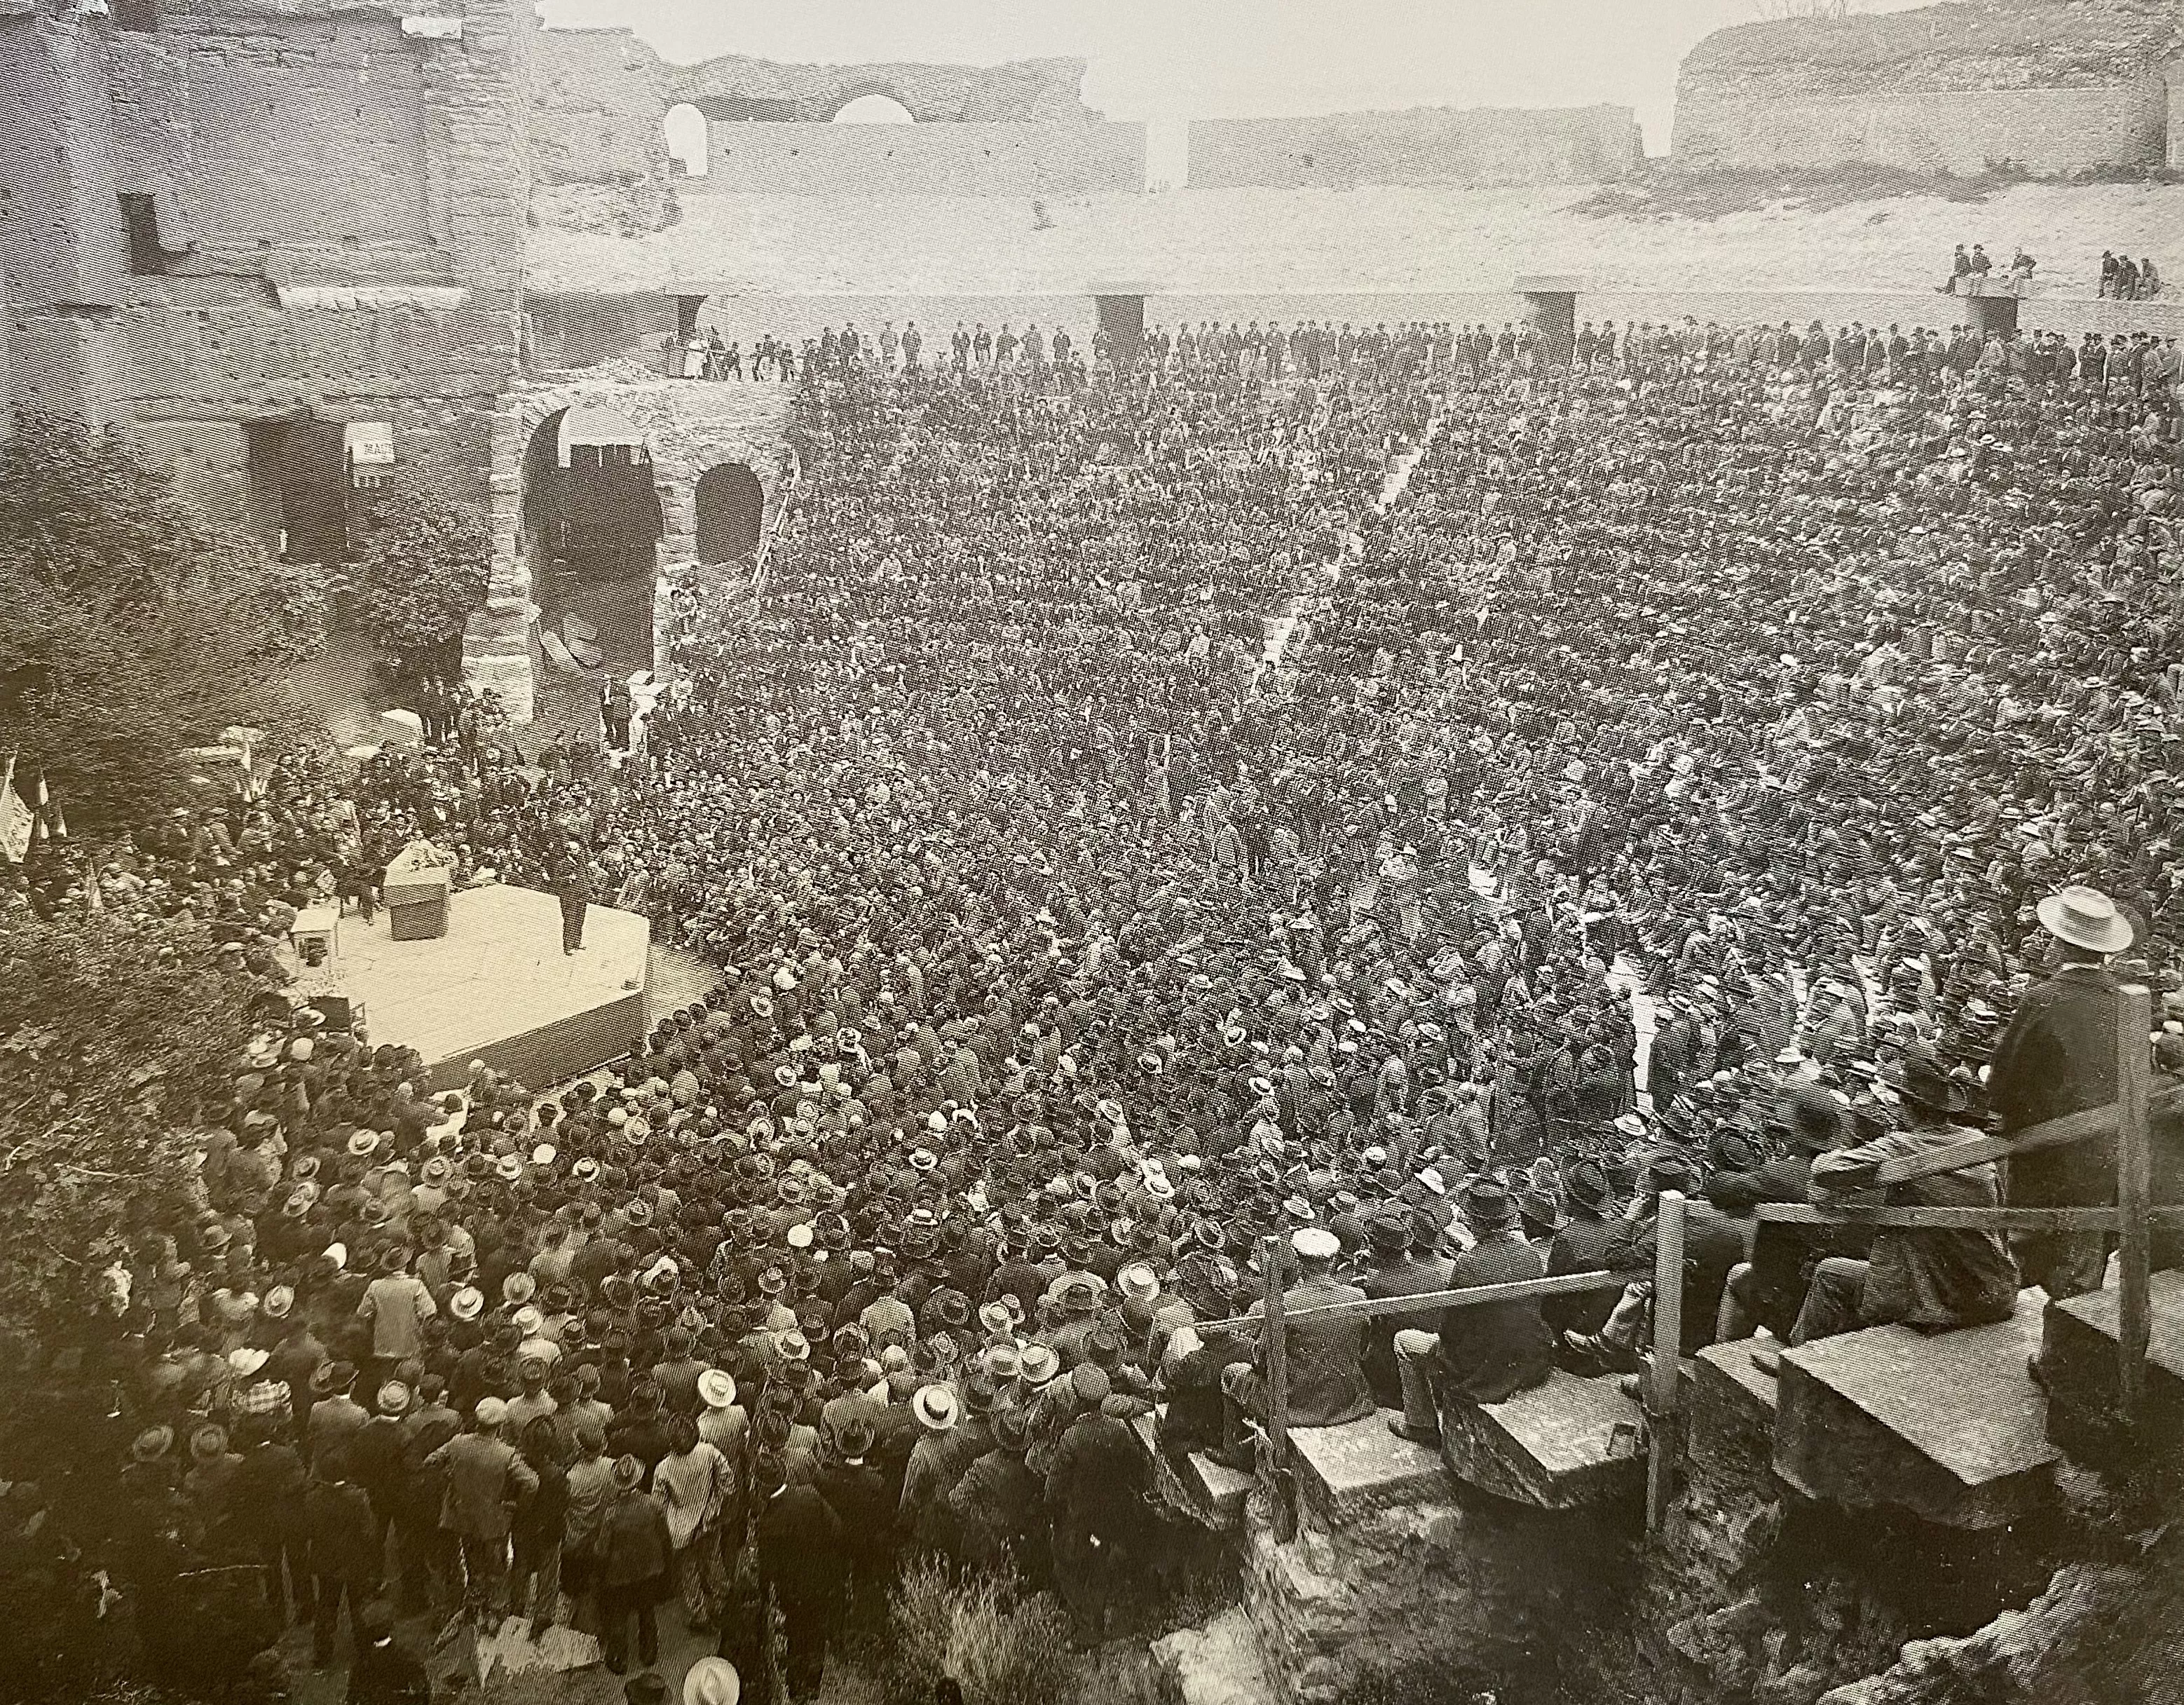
<box><xmin>1988</xmin><ymin>884</ymin><xmax>2133</xmax><ymax>1299</ymax></box>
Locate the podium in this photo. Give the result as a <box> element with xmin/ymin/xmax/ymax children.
<box><xmin>385</xmin><ymin>848</ymin><xmax>452</xmax><ymax>941</ymax></box>
<box><xmin>292</xmin><ymin>904</ymin><xmax>341</xmax><ymax>969</ymax></box>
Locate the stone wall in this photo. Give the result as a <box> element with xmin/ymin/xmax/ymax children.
<box><xmin>1670</xmin><ymin>0</ymin><xmax>2183</xmax><ymax>172</ymax></box>
<box><xmin>1</xmin><ymin>0</ymin><xmax>526</xmax><ymax>533</ymax></box>
<box><xmin>1238</xmin><ymin>1480</ymin><xmax>1634</xmax><ymax>1705</ymax></box>
<box><xmin>472</xmin><ymin>372</ymin><xmax>792</xmax><ymax>719</ymax></box>
<box><xmin>668</xmin><ymin>52</ymin><xmax>1096</xmax><ymax>124</ymax></box>
<box><xmin>526</xmin><ymin>25</ymin><xmax>670</xmax><ymax>234</ymax></box>
<box><xmin>0</xmin><ymin>10</ymin><xmax>131</xmax><ymax>310</ymax></box>
<box><xmin>1187</xmin><ymin>107</ymin><xmax>1641</xmax><ymax>189</ymax></box>
<box><xmin>1672</xmin><ymin>79</ymin><xmax>2171</xmax><ymax>175</ymax></box>
<box><xmin>692</xmin><ymin>120</ymin><xmax>1145</xmax><ymax>197</ymax></box>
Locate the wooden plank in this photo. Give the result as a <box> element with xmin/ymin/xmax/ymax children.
<box><xmin>1261</xmin><ymin>1235</ymin><xmax>1295</xmax><ymax>1542</ymax></box>
<box><xmin>1194</xmin><ymin>1268</ymin><xmax>1628</xmax><ymax>1333</ymax></box>
<box><xmin>1756</xmin><ymin>1204</ymin><xmax>2184</xmax><ymax>1231</ymax></box>
<box><xmin>2118</xmin><ymin>984</ymin><xmax>2153</xmax><ymax>1418</ymax></box>
<box><xmin>1646</xmin><ymin>1192</ymin><xmax>1685</xmax><ymax>1535</ymax></box>
<box><xmin>1876</xmin><ymin>1082</ymin><xmax>2184</xmax><ymax>1186</ymax></box>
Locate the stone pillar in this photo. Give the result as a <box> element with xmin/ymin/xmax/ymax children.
<box><xmin>468</xmin><ymin>398</ymin><xmax>538</xmax><ymax>722</ymax></box>
<box><xmin>1964</xmin><ymin>284</ymin><xmax>2020</xmax><ymax>343</ymax></box>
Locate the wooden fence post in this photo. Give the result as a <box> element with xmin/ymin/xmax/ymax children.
<box><xmin>1260</xmin><ymin>1234</ymin><xmax>1297</xmax><ymax>1540</ymax></box>
<box><xmin>2117</xmin><ymin>984</ymin><xmax>2153</xmax><ymax>1421</ymax></box>
<box><xmin>1646</xmin><ymin>1190</ymin><xmax>1686</xmax><ymax>1535</ymax></box>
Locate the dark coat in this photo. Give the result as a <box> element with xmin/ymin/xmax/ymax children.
<box><xmin>757</xmin><ymin>1485</ymin><xmax>843</xmax><ymax>1612</ymax></box>
<box><xmin>1249</xmin><ymin>1274</ymin><xmax>1375</xmax><ymax>1427</ymax></box>
<box><xmin>1989</xmin><ymin>965</ymin><xmax>2120</xmax><ymax>1207</ymax></box>
<box><xmin>1812</xmin><ymin>1125</ymin><xmax>2019</xmax><ymax>1330</ymax></box>
<box><xmin>1360</xmin><ymin>1254</ymin><xmax>1453</xmax><ymax>1406</ymax></box>
<box><xmin>1433</xmin><ymin>1233</ymin><xmax>1554</xmax><ymax>1404</ymax></box>
<box><xmin>1543</xmin><ymin>1214</ymin><xmax>1623</xmax><ymax>1337</ymax></box>
<box><xmin>1707</xmin><ymin>1153</ymin><xmax>1871</xmax><ymax>1338</ymax></box>
<box><xmin>596</xmin><ymin>1489</ymin><xmax>671</xmax><ymax>1592</ymax></box>
<box><xmin>1046</xmin><ymin>1412</ymin><xmax>1144</xmax><ymax>1533</ymax></box>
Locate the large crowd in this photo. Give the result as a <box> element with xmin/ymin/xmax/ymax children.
<box><xmin>5</xmin><ymin>306</ymin><xmax>2182</xmax><ymax>1702</ymax></box>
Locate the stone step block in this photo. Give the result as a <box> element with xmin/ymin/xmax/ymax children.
<box><xmin>1440</xmin><ymin>1367</ymin><xmax>1645</xmax><ymax>1509</ymax></box>
<box><xmin>1288</xmin><ymin>1407</ymin><xmax>1447</xmax><ymax>1526</ymax></box>
<box><xmin>2038</xmin><ymin>1268</ymin><xmax>2184</xmax><ymax>1480</ymax></box>
<box><xmin>1132</xmin><ymin>1410</ymin><xmax>1255</xmax><ymax>1530</ymax></box>
<box><xmin>1689</xmin><ymin>1335</ymin><xmax>1782</xmax><ymax>1476</ymax></box>
<box><xmin>1775</xmin><ymin>1289</ymin><xmax>2056</xmax><ymax>1530</ymax></box>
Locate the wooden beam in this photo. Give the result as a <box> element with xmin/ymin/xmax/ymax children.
<box><xmin>1194</xmin><ymin>1268</ymin><xmax>1630</xmax><ymax>1333</ymax></box>
<box><xmin>2118</xmin><ymin>984</ymin><xmax>2153</xmax><ymax>1418</ymax></box>
<box><xmin>1262</xmin><ymin>1234</ymin><xmax>1295</xmax><ymax>1542</ymax></box>
<box><xmin>1875</xmin><ymin>1082</ymin><xmax>2184</xmax><ymax>1186</ymax></box>
<box><xmin>1754</xmin><ymin>1204</ymin><xmax>2184</xmax><ymax>1231</ymax></box>
<box><xmin>1646</xmin><ymin>1191</ymin><xmax>1685</xmax><ymax>1536</ymax></box>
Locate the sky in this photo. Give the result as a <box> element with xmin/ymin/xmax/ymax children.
<box><xmin>539</xmin><ymin>0</ymin><xmax>1936</xmax><ymax>157</ymax></box>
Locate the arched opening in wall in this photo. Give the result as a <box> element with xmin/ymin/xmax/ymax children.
<box><xmin>521</xmin><ymin>405</ymin><xmax>664</xmax><ymax>688</ymax></box>
<box><xmin>664</xmin><ymin>102</ymin><xmax>709</xmax><ymax>177</ymax></box>
<box><xmin>832</xmin><ymin>93</ymin><xmax>915</xmax><ymax>125</ymax></box>
<box><xmin>694</xmin><ymin>463</ymin><xmax>764</xmax><ymax>566</ymax></box>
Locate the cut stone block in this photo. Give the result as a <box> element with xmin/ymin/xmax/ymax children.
<box><xmin>1287</xmin><ymin>1407</ymin><xmax>1447</xmax><ymax>1525</ymax></box>
<box><xmin>2038</xmin><ymin>1268</ymin><xmax>2184</xmax><ymax>1476</ymax></box>
<box><xmin>1689</xmin><ymin>1335</ymin><xmax>1782</xmax><ymax>1476</ymax></box>
<box><xmin>1134</xmin><ymin>1409</ymin><xmax>1255</xmax><ymax>1530</ymax></box>
<box><xmin>1440</xmin><ymin>1367</ymin><xmax>1645</xmax><ymax>1509</ymax></box>
<box><xmin>1775</xmin><ymin>1291</ymin><xmax>2056</xmax><ymax>1530</ymax></box>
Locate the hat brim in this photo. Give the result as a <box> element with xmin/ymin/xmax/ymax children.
<box><xmin>2035</xmin><ymin>895</ymin><xmax>2132</xmax><ymax>953</ymax></box>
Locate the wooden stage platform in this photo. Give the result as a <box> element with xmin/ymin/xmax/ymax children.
<box><xmin>318</xmin><ymin>885</ymin><xmax>649</xmax><ymax>1090</ymax></box>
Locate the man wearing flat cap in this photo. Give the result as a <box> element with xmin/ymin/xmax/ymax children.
<box><xmin>1210</xmin><ymin>1226</ymin><xmax>1373</xmax><ymax>1471</ymax></box>
<box><xmin>1988</xmin><ymin>884</ymin><xmax>2132</xmax><ymax>1298</ymax></box>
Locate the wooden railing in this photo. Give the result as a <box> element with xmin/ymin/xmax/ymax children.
<box><xmin>1202</xmin><ymin>989</ymin><xmax>2178</xmax><ymax>1542</ymax></box>
<box><xmin>1761</xmin><ymin>983</ymin><xmax>2167</xmax><ymax>1417</ymax></box>
<box><xmin>1201</xmin><ymin>1204</ymin><xmax>1683</xmax><ymax>1537</ymax></box>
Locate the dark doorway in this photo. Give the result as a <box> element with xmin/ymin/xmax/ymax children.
<box><xmin>519</xmin><ymin>407</ymin><xmax>664</xmax><ymax>704</ymax></box>
<box><xmin>1096</xmin><ymin>294</ymin><xmax>1146</xmax><ymax>361</ymax></box>
<box><xmin>695</xmin><ymin>463</ymin><xmax>765</xmax><ymax>564</ymax></box>
<box><xmin>276</xmin><ymin>416</ymin><xmax>349</xmax><ymax>565</ymax></box>
<box><xmin>564</xmin><ymin>442</ymin><xmax>662</xmax><ymax>579</ymax></box>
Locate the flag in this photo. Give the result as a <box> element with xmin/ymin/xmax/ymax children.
<box><xmin>0</xmin><ymin>754</ymin><xmax>32</xmax><ymax>863</ymax></box>
<box><xmin>39</xmin><ymin>773</ymin><xmax>66</xmax><ymax>841</ymax></box>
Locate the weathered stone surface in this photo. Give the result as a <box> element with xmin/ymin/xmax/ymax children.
<box><xmin>1775</xmin><ymin>1294</ymin><xmax>2057</xmax><ymax>1530</ymax></box>
<box><xmin>1134</xmin><ymin>1411</ymin><xmax>1256</xmax><ymax>1530</ymax></box>
<box><xmin>1150</xmin><ymin>1606</ymin><xmax>1279</xmax><ymax>1705</ymax></box>
<box><xmin>1286</xmin><ymin>1408</ymin><xmax>1447</xmax><ymax>1525</ymax></box>
<box><xmin>2038</xmin><ymin>1268</ymin><xmax>2184</xmax><ymax>1489</ymax></box>
<box><xmin>1815</xmin><ymin>1542</ymin><xmax>2184</xmax><ymax>1705</ymax></box>
<box><xmin>1241</xmin><ymin>1460</ymin><xmax>1632</xmax><ymax>1704</ymax></box>
<box><xmin>1439</xmin><ymin>1367</ymin><xmax>1645</xmax><ymax>1509</ymax></box>
<box><xmin>1690</xmin><ymin>1333</ymin><xmax>1782</xmax><ymax>1479</ymax></box>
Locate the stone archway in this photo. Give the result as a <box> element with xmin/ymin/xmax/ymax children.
<box><xmin>479</xmin><ymin>379</ymin><xmax>791</xmax><ymax>721</ymax></box>
<box><xmin>693</xmin><ymin>463</ymin><xmax>765</xmax><ymax>564</ymax></box>
<box><xmin>831</xmin><ymin>92</ymin><xmax>916</xmax><ymax>125</ymax></box>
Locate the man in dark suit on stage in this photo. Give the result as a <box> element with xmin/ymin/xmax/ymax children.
<box><xmin>550</xmin><ymin>841</ymin><xmax>593</xmax><ymax>956</ymax></box>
